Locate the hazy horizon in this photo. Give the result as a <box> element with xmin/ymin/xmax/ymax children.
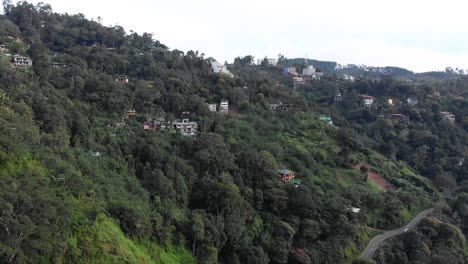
<box><xmin>24</xmin><ymin>0</ymin><xmax>468</xmax><ymax>73</ymax></box>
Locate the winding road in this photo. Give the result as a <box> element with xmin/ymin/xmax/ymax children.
<box><xmin>360</xmin><ymin>208</ymin><xmax>434</xmax><ymax>259</ymax></box>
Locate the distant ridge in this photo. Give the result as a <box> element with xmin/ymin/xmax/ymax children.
<box><xmin>285</xmin><ymin>58</ymin><xmax>465</xmax><ymax>80</ymax></box>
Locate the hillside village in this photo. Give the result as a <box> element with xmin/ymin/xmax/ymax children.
<box><xmin>0</xmin><ymin>2</ymin><xmax>468</xmax><ymax>264</ymax></box>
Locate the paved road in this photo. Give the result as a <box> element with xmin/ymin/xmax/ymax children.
<box><xmin>360</xmin><ymin>208</ymin><xmax>434</xmax><ymax>259</ymax></box>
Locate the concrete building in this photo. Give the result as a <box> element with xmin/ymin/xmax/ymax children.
<box><xmin>334</xmin><ymin>92</ymin><xmax>342</xmax><ymax>103</ymax></box>
<box><xmin>220</xmin><ymin>100</ymin><xmax>229</xmax><ymax>113</ymax></box>
<box><xmin>12</xmin><ymin>56</ymin><xmax>32</xmax><ymax>68</ymax></box>
<box><xmin>302</xmin><ymin>65</ymin><xmax>316</xmax><ymax>76</ymax></box>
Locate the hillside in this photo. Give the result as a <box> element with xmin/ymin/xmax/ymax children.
<box><xmin>0</xmin><ymin>2</ymin><xmax>467</xmax><ymax>264</ymax></box>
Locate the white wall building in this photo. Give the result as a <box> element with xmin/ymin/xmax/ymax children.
<box><xmin>13</xmin><ymin>56</ymin><xmax>32</xmax><ymax>67</ymax></box>
<box><xmin>220</xmin><ymin>100</ymin><xmax>229</xmax><ymax>113</ymax></box>
<box><xmin>302</xmin><ymin>66</ymin><xmax>316</xmax><ymax>76</ymax></box>
<box><xmin>362</xmin><ymin>95</ymin><xmax>375</xmax><ymax>107</ymax></box>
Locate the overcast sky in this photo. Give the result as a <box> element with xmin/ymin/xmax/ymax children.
<box><xmin>26</xmin><ymin>0</ymin><xmax>468</xmax><ymax>72</ymax></box>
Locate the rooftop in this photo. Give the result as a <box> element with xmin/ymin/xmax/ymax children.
<box><xmin>278</xmin><ymin>169</ymin><xmax>293</xmax><ymax>174</ymax></box>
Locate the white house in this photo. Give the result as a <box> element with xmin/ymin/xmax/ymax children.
<box><xmin>362</xmin><ymin>95</ymin><xmax>375</xmax><ymax>107</ymax></box>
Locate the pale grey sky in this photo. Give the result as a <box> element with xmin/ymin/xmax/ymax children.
<box><xmin>27</xmin><ymin>0</ymin><xmax>468</xmax><ymax>72</ymax></box>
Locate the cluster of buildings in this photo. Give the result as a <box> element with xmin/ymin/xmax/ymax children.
<box><xmin>207</xmin><ymin>100</ymin><xmax>229</xmax><ymax>113</ymax></box>
<box><xmin>211</xmin><ymin>62</ymin><xmax>233</xmax><ymax>77</ymax></box>
<box><xmin>285</xmin><ymin>65</ymin><xmax>323</xmax><ymax>80</ymax></box>
<box><xmin>143</xmin><ymin>117</ymin><xmax>198</xmax><ymax>136</ymax></box>
<box><xmin>284</xmin><ymin>65</ymin><xmax>324</xmax><ymax>88</ymax></box>
<box><xmin>358</xmin><ymin>96</ymin><xmax>457</xmax><ymax>124</ymax></box>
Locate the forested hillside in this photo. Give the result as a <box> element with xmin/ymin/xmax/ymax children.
<box><xmin>0</xmin><ymin>2</ymin><xmax>467</xmax><ymax>264</ymax></box>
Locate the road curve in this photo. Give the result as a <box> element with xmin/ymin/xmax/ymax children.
<box><xmin>360</xmin><ymin>208</ymin><xmax>434</xmax><ymax>259</ymax></box>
